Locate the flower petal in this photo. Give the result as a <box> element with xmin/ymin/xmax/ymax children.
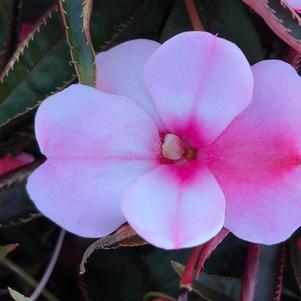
<box><xmin>121</xmin><ymin>163</ymin><xmax>225</xmax><ymax>249</ymax></box>
<box><xmin>203</xmin><ymin>60</ymin><xmax>301</xmax><ymax>244</ymax></box>
<box><xmin>96</xmin><ymin>39</ymin><xmax>164</xmax><ymax>128</ymax></box>
<box><xmin>27</xmin><ymin>158</ymin><xmax>156</xmax><ymax>237</ymax></box>
<box><xmin>286</xmin><ymin>0</ymin><xmax>301</xmax><ymax>12</ymax></box>
<box><xmin>36</xmin><ymin>84</ymin><xmax>160</xmax><ymax>159</ymax></box>
<box><xmin>145</xmin><ymin>31</ymin><xmax>253</xmax><ymax>146</ymax></box>
<box><xmin>0</xmin><ymin>153</ymin><xmax>34</xmax><ymax>174</ymax></box>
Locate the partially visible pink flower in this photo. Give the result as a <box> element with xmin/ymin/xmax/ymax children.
<box><xmin>0</xmin><ymin>153</ymin><xmax>34</xmax><ymax>174</ymax></box>
<box><xmin>285</xmin><ymin>0</ymin><xmax>301</xmax><ymax>12</ymax></box>
<box><xmin>27</xmin><ymin>32</ymin><xmax>301</xmax><ymax>249</ymax></box>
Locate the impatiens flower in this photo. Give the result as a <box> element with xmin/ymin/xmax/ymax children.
<box><xmin>0</xmin><ymin>153</ymin><xmax>34</xmax><ymax>174</ymax></box>
<box><xmin>27</xmin><ymin>31</ymin><xmax>301</xmax><ymax>249</ymax></box>
<box><xmin>285</xmin><ymin>0</ymin><xmax>301</xmax><ymax>12</ymax></box>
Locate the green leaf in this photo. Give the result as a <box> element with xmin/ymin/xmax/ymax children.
<box><xmin>59</xmin><ymin>0</ymin><xmax>96</xmax><ymax>86</ymax></box>
<box><xmin>0</xmin><ymin>0</ymin><xmax>14</xmax><ymax>69</ymax></box>
<box><xmin>21</xmin><ymin>0</ymin><xmax>53</xmax><ymax>22</ymax></box>
<box><xmin>171</xmin><ymin>261</ymin><xmax>241</xmax><ymax>301</ymax></box>
<box><xmin>160</xmin><ymin>0</ymin><xmax>194</xmax><ymax>42</ymax></box>
<box><xmin>8</xmin><ymin>287</ymin><xmax>32</xmax><ymax>301</ymax></box>
<box><xmin>0</xmin><ymin>162</ymin><xmax>41</xmax><ymax>227</ymax></box>
<box><xmin>0</xmin><ymin>0</ymin><xmax>171</xmax><ymax>134</ymax></box>
<box><xmin>83</xmin><ymin>248</ymin><xmax>149</xmax><ymax>301</ymax></box>
<box><xmin>0</xmin><ymin>0</ymin><xmax>22</xmax><ymax>70</ymax></box>
<box><xmin>208</xmin><ymin>0</ymin><xmax>263</xmax><ymax>64</ymax></box>
<box><xmin>0</xmin><ymin>4</ymin><xmax>74</xmax><ymax>130</ymax></box>
<box><xmin>290</xmin><ymin>230</ymin><xmax>301</xmax><ymax>294</ymax></box>
<box><xmin>83</xmin><ymin>246</ymin><xmax>191</xmax><ymax>301</ymax></box>
<box><xmin>240</xmin><ymin>244</ymin><xmax>285</xmax><ymax>301</ymax></box>
<box><xmin>160</xmin><ymin>0</ymin><xmax>263</xmax><ymax>64</ymax></box>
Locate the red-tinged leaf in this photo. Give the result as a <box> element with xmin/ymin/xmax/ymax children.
<box><xmin>195</xmin><ymin>228</ymin><xmax>230</xmax><ymax>279</ymax></box>
<box><xmin>0</xmin><ymin>160</ymin><xmax>42</xmax><ymax>228</ymax></box>
<box><xmin>0</xmin><ymin>243</ymin><xmax>18</xmax><ymax>260</ymax></box>
<box><xmin>240</xmin><ymin>243</ymin><xmax>285</xmax><ymax>301</ymax></box>
<box><xmin>243</xmin><ymin>0</ymin><xmax>301</xmax><ymax>52</ymax></box>
<box><xmin>80</xmin><ymin>223</ymin><xmax>147</xmax><ymax>274</ymax></box>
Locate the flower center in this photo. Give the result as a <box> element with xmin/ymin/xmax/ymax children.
<box><xmin>162</xmin><ymin>133</ymin><xmax>196</xmax><ymax>161</ymax></box>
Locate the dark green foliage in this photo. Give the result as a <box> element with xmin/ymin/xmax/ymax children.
<box><xmin>59</xmin><ymin>0</ymin><xmax>96</xmax><ymax>87</ymax></box>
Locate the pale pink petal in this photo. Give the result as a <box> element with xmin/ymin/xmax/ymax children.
<box><xmin>286</xmin><ymin>0</ymin><xmax>301</xmax><ymax>12</ymax></box>
<box><xmin>121</xmin><ymin>163</ymin><xmax>225</xmax><ymax>249</ymax></box>
<box><xmin>203</xmin><ymin>60</ymin><xmax>301</xmax><ymax>244</ymax></box>
<box><xmin>144</xmin><ymin>31</ymin><xmax>253</xmax><ymax>146</ymax></box>
<box><xmin>0</xmin><ymin>153</ymin><xmax>34</xmax><ymax>174</ymax></box>
<box><xmin>27</xmin><ymin>158</ymin><xmax>156</xmax><ymax>237</ymax></box>
<box><xmin>36</xmin><ymin>84</ymin><xmax>160</xmax><ymax>159</ymax></box>
<box><xmin>96</xmin><ymin>40</ymin><xmax>164</xmax><ymax>128</ymax></box>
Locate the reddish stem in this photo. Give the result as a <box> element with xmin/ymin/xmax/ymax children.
<box><xmin>180</xmin><ymin>245</ymin><xmax>203</xmax><ymax>290</ymax></box>
<box><xmin>240</xmin><ymin>244</ymin><xmax>261</xmax><ymax>301</ymax></box>
<box><xmin>195</xmin><ymin>228</ymin><xmax>229</xmax><ymax>279</ymax></box>
<box><xmin>184</xmin><ymin>0</ymin><xmax>205</xmax><ymax>31</ymax></box>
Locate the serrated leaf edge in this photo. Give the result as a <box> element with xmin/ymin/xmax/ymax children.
<box><xmin>0</xmin><ymin>3</ymin><xmax>59</xmax><ymax>82</ymax></box>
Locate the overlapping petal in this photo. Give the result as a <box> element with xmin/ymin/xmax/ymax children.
<box><xmin>27</xmin><ymin>159</ymin><xmax>156</xmax><ymax>237</ymax></box>
<box><xmin>28</xmin><ymin>83</ymin><xmax>160</xmax><ymax>237</ymax></box>
<box><xmin>96</xmin><ymin>40</ymin><xmax>164</xmax><ymax>128</ymax></box>
<box><xmin>286</xmin><ymin>0</ymin><xmax>301</xmax><ymax>12</ymax></box>
<box><xmin>121</xmin><ymin>163</ymin><xmax>225</xmax><ymax>249</ymax></box>
<box><xmin>203</xmin><ymin>60</ymin><xmax>301</xmax><ymax>244</ymax></box>
<box><xmin>144</xmin><ymin>31</ymin><xmax>253</xmax><ymax>147</ymax></box>
<box><xmin>35</xmin><ymin>84</ymin><xmax>160</xmax><ymax>159</ymax></box>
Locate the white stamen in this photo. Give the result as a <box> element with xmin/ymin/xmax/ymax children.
<box><xmin>162</xmin><ymin>134</ymin><xmax>185</xmax><ymax>160</ymax></box>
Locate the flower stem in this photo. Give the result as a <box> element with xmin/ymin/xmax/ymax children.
<box><xmin>240</xmin><ymin>244</ymin><xmax>261</xmax><ymax>301</ymax></box>
<box><xmin>30</xmin><ymin>229</ymin><xmax>65</xmax><ymax>301</ymax></box>
<box><xmin>195</xmin><ymin>228</ymin><xmax>229</xmax><ymax>279</ymax></box>
<box><xmin>1</xmin><ymin>257</ymin><xmax>61</xmax><ymax>301</ymax></box>
<box><xmin>184</xmin><ymin>0</ymin><xmax>205</xmax><ymax>31</ymax></box>
<box><xmin>180</xmin><ymin>245</ymin><xmax>203</xmax><ymax>290</ymax></box>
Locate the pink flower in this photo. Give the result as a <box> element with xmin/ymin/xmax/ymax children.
<box><xmin>27</xmin><ymin>32</ymin><xmax>301</xmax><ymax>249</ymax></box>
<box><xmin>0</xmin><ymin>153</ymin><xmax>34</xmax><ymax>174</ymax></box>
<box><xmin>285</xmin><ymin>0</ymin><xmax>301</xmax><ymax>12</ymax></box>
